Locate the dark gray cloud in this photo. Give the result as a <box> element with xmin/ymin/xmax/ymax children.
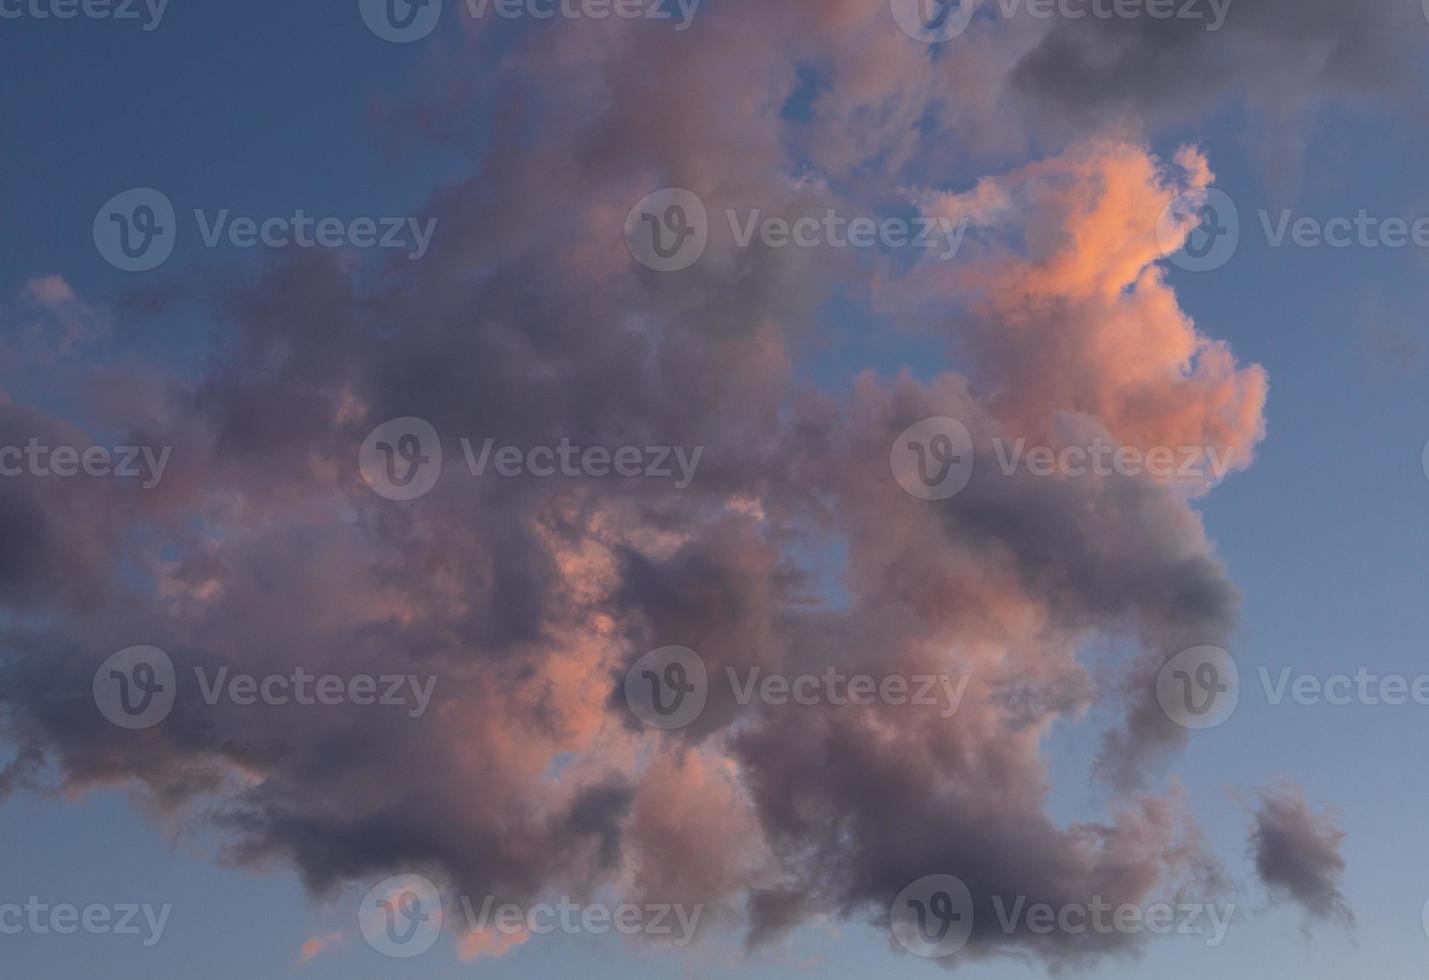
<box><xmin>1250</xmin><ymin>784</ymin><xmax>1354</xmax><ymax>926</ymax></box>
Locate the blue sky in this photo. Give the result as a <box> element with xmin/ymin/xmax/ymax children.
<box><xmin>3</xmin><ymin>2</ymin><xmax>1429</xmax><ymax>977</ymax></box>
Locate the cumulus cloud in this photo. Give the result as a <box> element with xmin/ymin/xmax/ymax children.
<box><xmin>0</xmin><ymin>0</ymin><xmax>1347</xmax><ymax>970</ymax></box>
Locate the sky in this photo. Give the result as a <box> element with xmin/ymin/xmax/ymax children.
<box><xmin>2</xmin><ymin>0</ymin><xmax>1429</xmax><ymax>977</ymax></box>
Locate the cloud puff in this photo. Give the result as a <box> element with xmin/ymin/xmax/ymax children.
<box><xmin>0</xmin><ymin>2</ymin><xmax>1338</xmax><ymax>970</ymax></box>
<box><xmin>1250</xmin><ymin>783</ymin><xmax>1354</xmax><ymax>927</ymax></box>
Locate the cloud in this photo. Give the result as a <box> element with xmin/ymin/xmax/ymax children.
<box><xmin>1250</xmin><ymin>783</ymin><xmax>1354</xmax><ymax>927</ymax></box>
<box><xmin>297</xmin><ymin>931</ymin><xmax>344</xmax><ymax>966</ymax></box>
<box><xmin>0</xmin><ymin>5</ymin><xmax>1315</xmax><ymax>972</ymax></box>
